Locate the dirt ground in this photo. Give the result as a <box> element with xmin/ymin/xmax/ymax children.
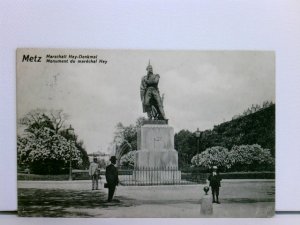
<box><xmin>18</xmin><ymin>179</ymin><xmax>275</xmax><ymax>217</ymax></box>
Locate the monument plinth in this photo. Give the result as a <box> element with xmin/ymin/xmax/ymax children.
<box><xmin>134</xmin><ymin>121</ymin><xmax>181</xmax><ymax>183</ymax></box>
<box><xmin>135</xmin><ymin>62</ymin><xmax>181</xmax><ymax>183</ymax></box>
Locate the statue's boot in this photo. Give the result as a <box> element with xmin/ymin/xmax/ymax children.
<box><xmin>158</xmin><ymin>106</ymin><xmax>167</xmax><ymax>120</ymax></box>
<box><xmin>147</xmin><ymin>111</ymin><xmax>153</xmax><ymax>120</ymax></box>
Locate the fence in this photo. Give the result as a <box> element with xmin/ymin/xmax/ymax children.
<box><xmin>18</xmin><ymin>170</ymin><xmax>274</xmax><ymax>181</ymax></box>
<box><xmin>118</xmin><ymin>167</ymin><xmax>208</xmax><ymax>186</ymax></box>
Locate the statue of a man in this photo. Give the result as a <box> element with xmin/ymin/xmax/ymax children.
<box><xmin>140</xmin><ymin>61</ymin><xmax>167</xmax><ymax>120</ymax></box>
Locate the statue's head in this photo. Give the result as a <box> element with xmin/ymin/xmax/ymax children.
<box><xmin>146</xmin><ymin>60</ymin><xmax>153</xmax><ymax>73</ymax></box>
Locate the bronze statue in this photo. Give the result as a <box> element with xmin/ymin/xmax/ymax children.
<box><xmin>140</xmin><ymin>61</ymin><xmax>167</xmax><ymax>121</ymax></box>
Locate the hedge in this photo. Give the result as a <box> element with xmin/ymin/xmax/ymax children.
<box><xmin>18</xmin><ymin>173</ymin><xmax>69</xmax><ymax>181</ymax></box>
<box><xmin>219</xmin><ymin>172</ymin><xmax>275</xmax><ymax>179</ymax></box>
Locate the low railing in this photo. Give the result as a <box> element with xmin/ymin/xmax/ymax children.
<box><xmin>118</xmin><ymin>167</ymin><xmax>208</xmax><ymax>186</ymax></box>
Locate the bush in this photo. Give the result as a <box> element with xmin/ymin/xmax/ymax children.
<box><xmin>191</xmin><ymin>146</ymin><xmax>231</xmax><ymax>170</ymax></box>
<box><xmin>120</xmin><ymin>151</ymin><xmax>136</xmax><ymax>168</ymax></box>
<box><xmin>17</xmin><ymin>173</ymin><xmax>69</xmax><ymax>181</ymax></box>
<box><xmin>17</xmin><ymin>110</ymin><xmax>88</xmax><ymax>175</ymax></box>
<box><xmin>220</xmin><ymin>172</ymin><xmax>275</xmax><ymax>179</ymax></box>
<box><xmin>191</xmin><ymin>144</ymin><xmax>275</xmax><ymax>172</ymax></box>
<box><xmin>228</xmin><ymin>144</ymin><xmax>275</xmax><ymax>171</ymax></box>
<box><xmin>17</xmin><ymin>128</ymin><xmax>82</xmax><ymax>174</ymax></box>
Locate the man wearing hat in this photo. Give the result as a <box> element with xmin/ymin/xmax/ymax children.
<box><xmin>105</xmin><ymin>156</ymin><xmax>119</xmax><ymax>202</ymax></box>
<box><xmin>89</xmin><ymin>157</ymin><xmax>99</xmax><ymax>190</ymax></box>
<box><xmin>208</xmin><ymin>166</ymin><xmax>222</xmax><ymax>204</ymax></box>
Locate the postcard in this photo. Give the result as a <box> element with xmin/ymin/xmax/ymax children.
<box><xmin>17</xmin><ymin>49</ymin><xmax>275</xmax><ymax>217</ymax></box>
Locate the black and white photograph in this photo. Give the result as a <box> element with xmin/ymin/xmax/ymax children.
<box><xmin>16</xmin><ymin>48</ymin><xmax>275</xmax><ymax>217</ymax></box>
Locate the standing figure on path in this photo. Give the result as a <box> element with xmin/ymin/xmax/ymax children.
<box><xmin>208</xmin><ymin>166</ymin><xmax>222</xmax><ymax>204</ymax></box>
<box><xmin>140</xmin><ymin>61</ymin><xmax>167</xmax><ymax>121</ymax></box>
<box><xmin>105</xmin><ymin>156</ymin><xmax>119</xmax><ymax>202</ymax></box>
<box><xmin>89</xmin><ymin>157</ymin><xmax>99</xmax><ymax>190</ymax></box>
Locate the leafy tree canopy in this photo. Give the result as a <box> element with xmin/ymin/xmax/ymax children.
<box><xmin>191</xmin><ymin>144</ymin><xmax>274</xmax><ymax>172</ymax></box>
<box><xmin>191</xmin><ymin>146</ymin><xmax>231</xmax><ymax>170</ymax></box>
<box><xmin>17</xmin><ymin>109</ymin><xmax>89</xmax><ymax>174</ymax></box>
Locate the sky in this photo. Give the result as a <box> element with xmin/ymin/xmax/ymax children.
<box><xmin>17</xmin><ymin>49</ymin><xmax>275</xmax><ymax>154</ymax></box>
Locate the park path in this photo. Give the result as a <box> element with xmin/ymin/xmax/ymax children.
<box><xmin>18</xmin><ymin>179</ymin><xmax>275</xmax><ymax>217</ymax></box>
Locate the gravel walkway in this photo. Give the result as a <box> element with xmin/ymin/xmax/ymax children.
<box><xmin>18</xmin><ymin>179</ymin><xmax>275</xmax><ymax>217</ymax></box>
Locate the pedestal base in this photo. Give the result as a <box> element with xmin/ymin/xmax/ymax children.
<box><xmin>134</xmin><ymin>123</ymin><xmax>181</xmax><ymax>184</ymax></box>
<box><xmin>133</xmin><ymin>170</ymin><xmax>181</xmax><ymax>184</ymax></box>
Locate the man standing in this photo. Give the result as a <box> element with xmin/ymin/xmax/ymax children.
<box><xmin>105</xmin><ymin>156</ymin><xmax>119</xmax><ymax>202</ymax></box>
<box><xmin>208</xmin><ymin>166</ymin><xmax>222</xmax><ymax>204</ymax></box>
<box><xmin>140</xmin><ymin>61</ymin><xmax>167</xmax><ymax>120</ymax></box>
<box><xmin>89</xmin><ymin>157</ymin><xmax>99</xmax><ymax>190</ymax></box>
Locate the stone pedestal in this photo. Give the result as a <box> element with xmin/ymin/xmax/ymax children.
<box><xmin>135</xmin><ymin>149</ymin><xmax>179</xmax><ymax>169</ymax></box>
<box><xmin>134</xmin><ymin>123</ymin><xmax>181</xmax><ymax>183</ymax></box>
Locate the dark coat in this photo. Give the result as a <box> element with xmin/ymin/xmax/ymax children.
<box><xmin>105</xmin><ymin>164</ymin><xmax>119</xmax><ymax>187</ymax></box>
<box><xmin>208</xmin><ymin>173</ymin><xmax>222</xmax><ymax>188</ymax></box>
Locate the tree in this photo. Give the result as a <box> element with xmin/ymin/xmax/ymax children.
<box><xmin>174</xmin><ymin>130</ymin><xmax>196</xmax><ymax>168</ymax></box>
<box><xmin>19</xmin><ymin>109</ymin><xmax>54</xmax><ymax>134</ymax></box>
<box><xmin>176</xmin><ymin>104</ymin><xmax>275</xmax><ymax>158</ymax></box>
<box><xmin>112</xmin><ymin>117</ymin><xmax>146</xmax><ymax>159</ymax></box>
<box><xmin>228</xmin><ymin>144</ymin><xmax>274</xmax><ymax>171</ymax></box>
<box><xmin>19</xmin><ymin>109</ymin><xmax>68</xmax><ymax>134</ymax></box>
<box><xmin>17</xmin><ymin>126</ymin><xmax>82</xmax><ymax>174</ymax></box>
<box><xmin>190</xmin><ymin>144</ymin><xmax>274</xmax><ymax>172</ymax></box>
<box><xmin>75</xmin><ymin>140</ymin><xmax>90</xmax><ymax>169</ymax></box>
<box><xmin>17</xmin><ymin>109</ymin><xmax>87</xmax><ymax>174</ymax></box>
<box><xmin>191</xmin><ymin>146</ymin><xmax>231</xmax><ymax>171</ymax></box>
<box><xmin>49</xmin><ymin>109</ymin><xmax>69</xmax><ymax>134</ymax></box>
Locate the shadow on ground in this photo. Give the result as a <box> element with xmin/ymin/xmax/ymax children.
<box><xmin>18</xmin><ymin>183</ymin><xmax>275</xmax><ymax>217</ymax></box>
<box><xmin>18</xmin><ymin>188</ymin><xmax>134</xmax><ymax>217</ymax></box>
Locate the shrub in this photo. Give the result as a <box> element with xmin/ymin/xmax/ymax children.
<box><xmin>120</xmin><ymin>151</ymin><xmax>136</xmax><ymax>168</ymax></box>
<box><xmin>228</xmin><ymin>144</ymin><xmax>275</xmax><ymax>171</ymax></box>
<box><xmin>17</xmin><ymin>128</ymin><xmax>82</xmax><ymax>174</ymax></box>
<box><xmin>191</xmin><ymin>146</ymin><xmax>231</xmax><ymax>170</ymax></box>
<box><xmin>219</xmin><ymin>171</ymin><xmax>275</xmax><ymax>179</ymax></box>
<box><xmin>191</xmin><ymin>144</ymin><xmax>275</xmax><ymax>172</ymax></box>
